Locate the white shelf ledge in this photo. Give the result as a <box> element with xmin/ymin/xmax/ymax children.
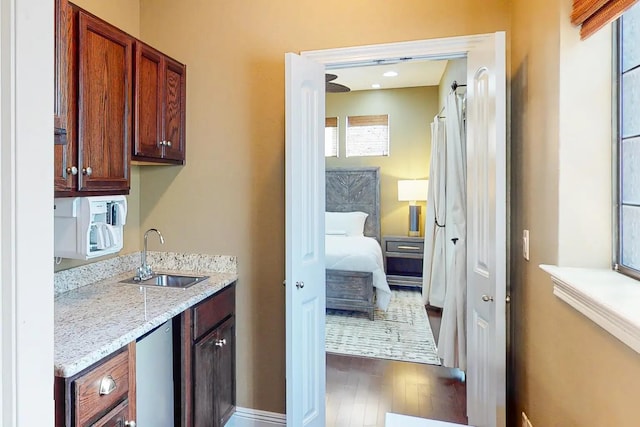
<box><xmin>540</xmin><ymin>264</ymin><xmax>640</xmax><ymax>354</ymax></box>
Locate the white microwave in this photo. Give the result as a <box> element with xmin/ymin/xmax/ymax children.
<box><xmin>54</xmin><ymin>195</ymin><xmax>127</xmax><ymax>260</ymax></box>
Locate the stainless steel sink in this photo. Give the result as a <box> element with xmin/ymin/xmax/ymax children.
<box><xmin>121</xmin><ymin>274</ymin><xmax>209</xmax><ymax>289</ymax></box>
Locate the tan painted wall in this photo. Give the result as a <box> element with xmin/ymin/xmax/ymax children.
<box><xmin>511</xmin><ymin>0</ymin><xmax>640</xmax><ymax>425</ymax></box>
<box><xmin>326</xmin><ymin>87</ymin><xmax>437</xmax><ymax>237</ymax></box>
<box><xmin>438</xmin><ymin>58</ymin><xmax>467</xmax><ymax>111</ymax></box>
<box><xmin>55</xmin><ymin>0</ymin><xmax>142</xmax><ymax>272</ymax></box>
<box><xmin>138</xmin><ymin>0</ymin><xmax>510</xmax><ymax>413</ymax></box>
<box><xmin>70</xmin><ymin>0</ymin><xmax>140</xmax><ymax>37</ymax></box>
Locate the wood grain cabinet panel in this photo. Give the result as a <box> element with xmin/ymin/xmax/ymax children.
<box><xmin>54</xmin><ymin>0</ymin><xmax>77</xmax><ymax>192</ymax></box>
<box><xmin>55</xmin><ymin>343</ymin><xmax>136</xmax><ymax>427</ymax></box>
<box><xmin>179</xmin><ymin>284</ymin><xmax>236</xmax><ymax>427</ymax></box>
<box><xmin>193</xmin><ymin>316</ymin><xmax>236</xmax><ymax>427</ymax></box>
<box><xmin>54</xmin><ymin>6</ymin><xmax>133</xmax><ymax>196</ymax></box>
<box><xmin>77</xmin><ymin>11</ymin><xmax>132</xmax><ymax>193</ymax></box>
<box><xmin>133</xmin><ymin>41</ymin><xmax>186</xmax><ymax>164</ymax></box>
<box><xmin>91</xmin><ymin>399</ymin><xmax>131</xmax><ymax>427</ymax></box>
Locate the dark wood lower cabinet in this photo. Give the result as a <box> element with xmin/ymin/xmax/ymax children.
<box><xmin>54</xmin><ymin>285</ymin><xmax>236</xmax><ymax>427</ymax></box>
<box><xmin>54</xmin><ymin>343</ymin><xmax>136</xmax><ymax>427</ymax></box>
<box><xmin>194</xmin><ymin>316</ymin><xmax>236</xmax><ymax>427</ymax></box>
<box><xmin>178</xmin><ymin>284</ymin><xmax>236</xmax><ymax>427</ymax></box>
<box><xmin>91</xmin><ymin>399</ymin><xmax>129</xmax><ymax>427</ymax></box>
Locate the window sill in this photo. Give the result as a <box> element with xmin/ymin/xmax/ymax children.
<box><xmin>540</xmin><ymin>264</ymin><xmax>640</xmax><ymax>354</ymax></box>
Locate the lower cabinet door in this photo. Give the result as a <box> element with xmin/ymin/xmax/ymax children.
<box><xmin>193</xmin><ymin>316</ymin><xmax>235</xmax><ymax>427</ymax></box>
<box><xmin>90</xmin><ymin>399</ymin><xmax>130</xmax><ymax>427</ymax></box>
<box><xmin>214</xmin><ymin>317</ymin><xmax>236</xmax><ymax>427</ymax></box>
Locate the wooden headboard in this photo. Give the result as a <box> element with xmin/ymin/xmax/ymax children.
<box><xmin>325</xmin><ymin>167</ymin><xmax>381</xmax><ymax>242</ymax></box>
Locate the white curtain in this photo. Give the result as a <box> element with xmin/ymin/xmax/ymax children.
<box><xmin>437</xmin><ymin>91</ymin><xmax>467</xmax><ymax>370</ymax></box>
<box><xmin>421</xmin><ymin>115</ymin><xmax>447</xmax><ymax>308</ymax></box>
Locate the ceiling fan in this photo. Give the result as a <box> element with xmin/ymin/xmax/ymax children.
<box><xmin>326</xmin><ymin>73</ymin><xmax>350</xmax><ymax>93</ymax></box>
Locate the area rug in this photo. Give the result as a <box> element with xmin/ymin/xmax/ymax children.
<box><xmin>325</xmin><ymin>289</ymin><xmax>441</xmax><ymax>365</ymax></box>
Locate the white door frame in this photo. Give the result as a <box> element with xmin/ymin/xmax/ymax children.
<box><xmin>1</xmin><ymin>0</ymin><xmax>55</xmax><ymax>426</ymax></box>
<box><xmin>301</xmin><ymin>32</ymin><xmax>507</xmax><ymax>423</ymax></box>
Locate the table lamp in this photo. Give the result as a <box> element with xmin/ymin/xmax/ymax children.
<box><xmin>397</xmin><ymin>179</ymin><xmax>429</xmax><ymax>237</ymax></box>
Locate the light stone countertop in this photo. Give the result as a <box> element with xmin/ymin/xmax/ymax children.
<box><xmin>54</xmin><ymin>252</ymin><xmax>237</xmax><ymax>377</ymax></box>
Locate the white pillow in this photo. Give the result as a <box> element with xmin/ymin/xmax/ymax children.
<box><xmin>325</xmin><ymin>211</ymin><xmax>368</xmax><ymax>236</ymax></box>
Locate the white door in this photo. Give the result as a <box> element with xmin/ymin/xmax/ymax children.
<box><xmin>465</xmin><ymin>32</ymin><xmax>507</xmax><ymax>427</ymax></box>
<box><xmin>284</xmin><ymin>52</ymin><xmax>326</xmax><ymax>427</ymax></box>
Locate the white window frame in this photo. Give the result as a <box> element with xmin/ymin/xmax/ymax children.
<box><xmin>345</xmin><ymin>114</ymin><xmax>389</xmax><ymax>157</ymax></box>
<box><xmin>325</xmin><ymin>116</ymin><xmax>338</xmax><ymax>157</ymax></box>
<box><xmin>616</xmin><ymin>4</ymin><xmax>640</xmax><ymax>280</ymax></box>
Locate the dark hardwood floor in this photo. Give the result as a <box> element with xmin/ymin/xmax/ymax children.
<box><xmin>326</xmin><ymin>306</ymin><xmax>467</xmax><ymax>427</ymax></box>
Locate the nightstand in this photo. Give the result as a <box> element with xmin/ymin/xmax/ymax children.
<box><xmin>382</xmin><ymin>236</ymin><xmax>424</xmax><ymax>287</ymax></box>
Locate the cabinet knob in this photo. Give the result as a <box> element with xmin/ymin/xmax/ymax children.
<box><xmin>215</xmin><ymin>338</ymin><xmax>227</xmax><ymax>347</ymax></box>
<box><xmin>158</xmin><ymin>140</ymin><xmax>165</xmax><ymax>147</ymax></box>
<box><xmin>124</xmin><ymin>421</ymin><xmax>136</xmax><ymax>427</ymax></box>
<box><xmin>82</xmin><ymin>166</ymin><xmax>92</xmax><ymax>176</ymax></box>
<box><xmin>98</xmin><ymin>375</ymin><xmax>116</xmax><ymax>395</ymax></box>
<box><xmin>295</xmin><ymin>281</ymin><xmax>304</xmax><ymax>289</ymax></box>
<box><xmin>481</xmin><ymin>295</ymin><xmax>494</xmax><ymax>302</ymax></box>
<box><xmin>66</xmin><ymin>166</ymin><xmax>78</xmax><ymax>176</ymax></box>
<box><xmin>166</xmin><ymin>140</ymin><xmax>172</xmax><ymax>147</ymax></box>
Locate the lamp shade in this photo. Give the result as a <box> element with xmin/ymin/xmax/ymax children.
<box><xmin>397</xmin><ymin>179</ymin><xmax>429</xmax><ymax>202</ymax></box>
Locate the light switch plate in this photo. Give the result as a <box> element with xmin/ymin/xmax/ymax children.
<box><xmin>523</xmin><ymin>230</ymin><xmax>530</xmax><ymax>261</ymax></box>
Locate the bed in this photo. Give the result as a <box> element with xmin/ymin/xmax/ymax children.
<box><xmin>325</xmin><ymin>167</ymin><xmax>391</xmax><ymax>320</ymax></box>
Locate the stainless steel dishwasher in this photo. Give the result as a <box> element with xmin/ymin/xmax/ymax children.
<box><xmin>136</xmin><ymin>319</ymin><xmax>174</xmax><ymax>426</ymax></box>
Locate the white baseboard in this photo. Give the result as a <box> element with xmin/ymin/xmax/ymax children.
<box><xmin>225</xmin><ymin>407</ymin><xmax>286</xmax><ymax>427</ymax></box>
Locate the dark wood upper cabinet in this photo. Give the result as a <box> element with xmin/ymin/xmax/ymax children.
<box><xmin>54</xmin><ymin>3</ymin><xmax>186</xmax><ymax>197</ymax></box>
<box><xmin>54</xmin><ymin>6</ymin><xmax>133</xmax><ymax>196</ymax></box>
<box><xmin>134</xmin><ymin>41</ymin><xmax>186</xmax><ymax>164</ymax></box>
<box><xmin>54</xmin><ymin>0</ymin><xmax>76</xmax><ymax>192</ymax></box>
<box><xmin>77</xmin><ymin>11</ymin><xmax>132</xmax><ymax>193</ymax></box>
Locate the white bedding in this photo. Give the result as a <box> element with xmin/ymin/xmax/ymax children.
<box><xmin>325</xmin><ymin>235</ymin><xmax>391</xmax><ymax>310</ymax></box>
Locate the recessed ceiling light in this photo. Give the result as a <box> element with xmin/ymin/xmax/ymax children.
<box><xmin>372</xmin><ymin>83</ymin><xmax>381</xmax><ymax>89</ymax></box>
<box><xmin>383</xmin><ymin>71</ymin><xmax>398</xmax><ymax>77</ymax></box>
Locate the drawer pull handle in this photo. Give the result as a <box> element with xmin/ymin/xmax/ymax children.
<box><xmin>215</xmin><ymin>338</ymin><xmax>227</xmax><ymax>347</ymax></box>
<box><xmin>98</xmin><ymin>375</ymin><xmax>116</xmax><ymax>395</ymax></box>
<box><xmin>397</xmin><ymin>245</ymin><xmax>421</xmax><ymax>250</ymax></box>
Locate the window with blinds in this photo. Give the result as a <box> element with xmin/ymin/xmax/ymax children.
<box><xmin>325</xmin><ymin>117</ymin><xmax>338</xmax><ymax>157</ymax></box>
<box><xmin>572</xmin><ymin>0</ymin><xmax>638</xmax><ymax>39</ymax></box>
<box><xmin>617</xmin><ymin>2</ymin><xmax>640</xmax><ymax>279</ymax></box>
<box><xmin>345</xmin><ymin>114</ymin><xmax>389</xmax><ymax>157</ymax></box>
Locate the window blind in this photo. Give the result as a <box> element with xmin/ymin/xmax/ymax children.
<box><xmin>572</xmin><ymin>0</ymin><xmax>639</xmax><ymax>39</ymax></box>
<box><xmin>346</xmin><ymin>114</ymin><xmax>389</xmax><ymax>157</ymax></box>
<box><xmin>325</xmin><ymin>117</ymin><xmax>338</xmax><ymax>157</ymax></box>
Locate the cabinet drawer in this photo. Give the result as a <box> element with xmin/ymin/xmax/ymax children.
<box><xmin>386</xmin><ymin>240</ymin><xmax>424</xmax><ymax>253</ymax></box>
<box><xmin>73</xmin><ymin>348</ymin><xmax>129</xmax><ymax>426</ymax></box>
<box><xmin>193</xmin><ymin>285</ymin><xmax>235</xmax><ymax>341</ymax></box>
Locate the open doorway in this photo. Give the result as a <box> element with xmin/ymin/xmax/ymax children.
<box><xmin>322</xmin><ymin>58</ymin><xmax>469</xmax><ymax>425</ymax></box>
<box><xmin>285</xmin><ymin>33</ymin><xmax>506</xmax><ymax>427</ymax></box>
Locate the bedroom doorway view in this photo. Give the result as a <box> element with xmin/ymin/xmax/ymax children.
<box><xmin>322</xmin><ymin>58</ymin><xmax>469</xmax><ymax>426</ymax></box>
<box><xmin>285</xmin><ymin>33</ymin><xmax>506</xmax><ymax>427</ymax></box>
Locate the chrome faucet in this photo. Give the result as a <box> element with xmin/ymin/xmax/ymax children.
<box><xmin>136</xmin><ymin>228</ymin><xmax>164</xmax><ymax>281</ymax></box>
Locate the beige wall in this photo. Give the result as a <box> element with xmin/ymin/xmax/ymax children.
<box><xmin>511</xmin><ymin>0</ymin><xmax>640</xmax><ymax>425</ymax></box>
<box><xmin>326</xmin><ymin>87</ymin><xmax>437</xmax><ymax>237</ymax></box>
<box><xmin>55</xmin><ymin>0</ymin><xmax>142</xmax><ymax>272</ymax></box>
<box><xmin>138</xmin><ymin>0</ymin><xmax>510</xmax><ymax>413</ymax></box>
<box><xmin>438</xmin><ymin>58</ymin><xmax>467</xmax><ymax>111</ymax></box>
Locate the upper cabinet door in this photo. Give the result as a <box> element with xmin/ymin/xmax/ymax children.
<box><xmin>132</xmin><ymin>43</ymin><xmax>186</xmax><ymax>164</ymax></box>
<box><xmin>77</xmin><ymin>11</ymin><xmax>132</xmax><ymax>193</ymax></box>
<box><xmin>54</xmin><ymin>0</ymin><xmax>76</xmax><ymax>192</ymax></box>
<box><xmin>162</xmin><ymin>57</ymin><xmax>186</xmax><ymax>162</ymax></box>
<box><xmin>134</xmin><ymin>42</ymin><xmax>163</xmax><ymax>159</ymax></box>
